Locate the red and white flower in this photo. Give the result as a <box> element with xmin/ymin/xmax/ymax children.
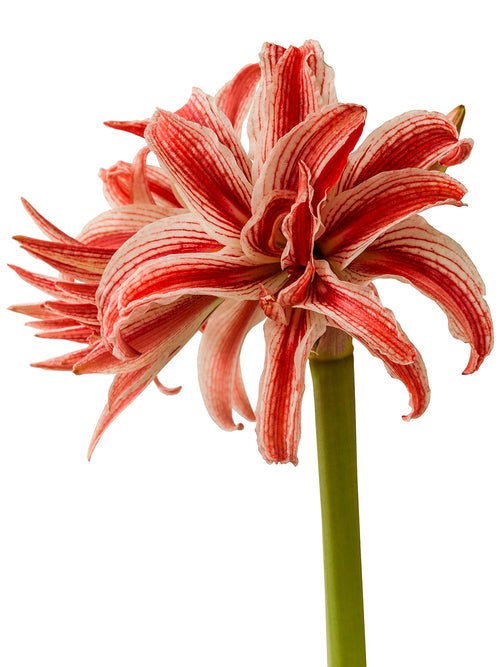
<box><xmin>12</xmin><ymin>41</ymin><xmax>493</xmax><ymax>464</ymax></box>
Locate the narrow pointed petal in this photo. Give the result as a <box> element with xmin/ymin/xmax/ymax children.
<box><xmin>8</xmin><ymin>303</ymin><xmax>51</xmax><ymax>318</ymax></box>
<box><xmin>198</xmin><ymin>300</ymin><xmax>263</xmax><ymax>431</ymax></box>
<box><xmin>36</xmin><ymin>325</ymin><xmax>95</xmax><ymax>343</ymax></box>
<box><xmin>104</xmin><ymin>118</ymin><xmax>149</xmax><ymax>137</ymax></box>
<box><xmin>214</xmin><ymin>63</ymin><xmax>261</xmax><ymax>137</ymax></box>
<box><xmin>347</xmin><ymin>216</ymin><xmax>493</xmax><ymax>373</ymax></box>
<box><xmin>14</xmin><ymin>236</ymin><xmax>115</xmax><ymax>281</ymax></box>
<box><xmin>31</xmin><ymin>346</ymin><xmax>96</xmax><ymax>371</ymax></box>
<box><xmin>154</xmin><ymin>376</ymin><xmax>182</xmax><ymax>395</ymax></box>
<box><xmin>336</xmin><ymin>110</ymin><xmax>473</xmax><ymax>193</ymax></box>
<box><xmin>304</xmin><ymin>261</ymin><xmax>416</xmax><ymax>364</ymax></box>
<box><xmin>44</xmin><ymin>301</ymin><xmax>100</xmax><ymax>327</ymax></box>
<box><xmin>253</xmin><ymin>104</ymin><xmax>366</xmax><ymax>210</ymax></box>
<box><xmin>55</xmin><ymin>281</ymin><xmax>98</xmax><ymax>303</ymax></box>
<box><xmin>130</xmin><ymin>147</ymin><xmax>155</xmax><ymax>205</ymax></box>
<box><xmin>146</xmin><ymin>110</ymin><xmax>252</xmax><ymax>247</ymax></box>
<box><xmin>379</xmin><ymin>347</ymin><xmax>430</xmax><ymax>420</ymax></box>
<box><xmin>8</xmin><ymin>264</ymin><xmax>68</xmax><ymax>300</ymax></box>
<box><xmin>21</xmin><ymin>199</ymin><xmax>80</xmax><ymax>244</ymax></box>
<box><xmin>25</xmin><ymin>316</ymin><xmax>77</xmax><ymax>330</ymax></box>
<box><xmin>256</xmin><ymin>309</ymin><xmax>326</xmax><ymax>464</ymax></box>
<box><xmin>319</xmin><ymin>169</ymin><xmax>467</xmax><ymax>264</ymax></box>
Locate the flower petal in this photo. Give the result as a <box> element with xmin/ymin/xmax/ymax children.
<box><xmin>87</xmin><ymin>295</ymin><xmax>219</xmax><ymax>459</ymax></box>
<box><xmin>198</xmin><ymin>299</ymin><xmax>264</xmax><ymax>431</ymax></box>
<box><xmin>145</xmin><ymin>109</ymin><xmax>252</xmax><ymax>247</ymax></box>
<box><xmin>13</xmin><ymin>236</ymin><xmax>115</xmax><ymax>281</ymax></box>
<box><xmin>347</xmin><ymin>216</ymin><xmax>493</xmax><ymax>373</ymax></box>
<box><xmin>176</xmin><ymin>88</ymin><xmax>252</xmax><ymax>181</ymax></box>
<box><xmin>303</xmin><ymin>260</ymin><xmax>416</xmax><ymax>364</ymax></box>
<box><xmin>100</xmin><ymin>159</ymin><xmax>181</xmax><ymax>208</ymax></box>
<box><xmin>214</xmin><ymin>63</ymin><xmax>261</xmax><ymax>137</ymax></box>
<box><xmin>336</xmin><ymin>110</ymin><xmax>473</xmax><ymax>193</ymax></box>
<box><xmin>21</xmin><ymin>199</ymin><xmax>80</xmax><ymax>244</ymax></box>
<box><xmin>76</xmin><ymin>203</ymin><xmax>181</xmax><ymax>250</ymax></box>
<box><xmin>256</xmin><ymin>308</ymin><xmax>326</xmax><ymax>464</ymax></box>
<box><xmin>253</xmin><ymin>104</ymin><xmax>366</xmax><ymax>210</ymax></box>
<box><xmin>240</xmin><ymin>189</ymin><xmax>295</xmax><ymax>261</ymax></box>
<box><xmin>319</xmin><ymin>168</ymin><xmax>467</xmax><ymax>265</ymax></box>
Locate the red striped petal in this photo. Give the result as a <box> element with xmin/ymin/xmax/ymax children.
<box><xmin>240</xmin><ymin>189</ymin><xmax>295</xmax><ymax>260</ymax></box>
<box><xmin>198</xmin><ymin>300</ymin><xmax>263</xmax><ymax>431</ymax></box>
<box><xmin>100</xmin><ymin>159</ymin><xmax>181</xmax><ymax>208</ymax></box>
<box><xmin>21</xmin><ymin>199</ymin><xmax>80</xmax><ymax>244</ymax></box>
<box><xmin>176</xmin><ymin>88</ymin><xmax>252</xmax><ymax>181</ymax></box>
<box><xmin>319</xmin><ymin>169</ymin><xmax>467</xmax><ymax>265</ymax></box>
<box><xmin>304</xmin><ymin>261</ymin><xmax>416</xmax><ymax>364</ymax></box>
<box><xmin>256</xmin><ymin>308</ymin><xmax>326</xmax><ymax>464</ymax></box>
<box><xmin>146</xmin><ymin>110</ymin><xmax>252</xmax><ymax>246</ymax></box>
<box><xmin>253</xmin><ymin>104</ymin><xmax>366</xmax><ymax>210</ymax></box>
<box><xmin>214</xmin><ymin>63</ymin><xmax>261</xmax><ymax>137</ymax></box>
<box><xmin>347</xmin><ymin>216</ymin><xmax>493</xmax><ymax>373</ymax></box>
<box><xmin>336</xmin><ymin>110</ymin><xmax>473</xmax><ymax>193</ymax></box>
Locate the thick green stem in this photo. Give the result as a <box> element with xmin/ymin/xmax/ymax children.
<box><xmin>309</xmin><ymin>329</ymin><xmax>366</xmax><ymax>667</ymax></box>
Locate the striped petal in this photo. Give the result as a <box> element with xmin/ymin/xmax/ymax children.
<box><xmin>176</xmin><ymin>88</ymin><xmax>252</xmax><ymax>180</ymax></box>
<box><xmin>214</xmin><ymin>63</ymin><xmax>261</xmax><ymax>137</ymax></box>
<box><xmin>198</xmin><ymin>299</ymin><xmax>264</xmax><ymax>431</ymax></box>
<box><xmin>100</xmin><ymin>159</ymin><xmax>181</xmax><ymax>208</ymax></box>
<box><xmin>252</xmin><ymin>104</ymin><xmax>366</xmax><ymax>210</ymax></box>
<box><xmin>13</xmin><ymin>236</ymin><xmax>115</xmax><ymax>281</ymax></box>
<box><xmin>76</xmin><ymin>203</ymin><xmax>181</xmax><ymax>250</ymax></box>
<box><xmin>347</xmin><ymin>216</ymin><xmax>493</xmax><ymax>373</ymax></box>
<box><xmin>319</xmin><ymin>169</ymin><xmax>467</xmax><ymax>265</ymax></box>
<box><xmin>303</xmin><ymin>260</ymin><xmax>416</xmax><ymax>364</ymax></box>
<box><xmin>21</xmin><ymin>199</ymin><xmax>80</xmax><ymax>244</ymax></box>
<box><xmin>256</xmin><ymin>308</ymin><xmax>326</xmax><ymax>464</ymax></box>
<box><xmin>336</xmin><ymin>110</ymin><xmax>473</xmax><ymax>193</ymax></box>
<box><xmin>87</xmin><ymin>295</ymin><xmax>219</xmax><ymax>459</ymax></box>
<box><xmin>145</xmin><ymin>110</ymin><xmax>252</xmax><ymax>247</ymax></box>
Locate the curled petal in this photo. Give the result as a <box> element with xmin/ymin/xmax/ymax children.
<box><xmin>304</xmin><ymin>261</ymin><xmax>416</xmax><ymax>364</ymax></box>
<box><xmin>146</xmin><ymin>110</ymin><xmax>252</xmax><ymax>246</ymax></box>
<box><xmin>253</xmin><ymin>103</ymin><xmax>366</xmax><ymax>210</ymax></box>
<box><xmin>87</xmin><ymin>296</ymin><xmax>219</xmax><ymax>459</ymax></box>
<box><xmin>100</xmin><ymin>160</ymin><xmax>181</xmax><ymax>208</ymax></box>
<box><xmin>347</xmin><ymin>216</ymin><xmax>493</xmax><ymax>373</ymax></box>
<box><xmin>198</xmin><ymin>299</ymin><xmax>264</xmax><ymax>431</ymax></box>
<box><xmin>115</xmin><ymin>253</ymin><xmax>286</xmax><ymax>333</ymax></box>
<box><xmin>77</xmin><ymin>203</ymin><xmax>181</xmax><ymax>250</ymax></box>
<box><xmin>240</xmin><ymin>189</ymin><xmax>295</xmax><ymax>261</ymax></box>
<box><xmin>256</xmin><ymin>309</ymin><xmax>326</xmax><ymax>464</ymax></box>
<box><xmin>214</xmin><ymin>63</ymin><xmax>261</xmax><ymax>137</ymax></box>
<box><xmin>336</xmin><ymin>110</ymin><xmax>473</xmax><ymax>193</ymax></box>
<box><xmin>319</xmin><ymin>168</ymin><xmax>467</xmax><ymax>264</ymax></box>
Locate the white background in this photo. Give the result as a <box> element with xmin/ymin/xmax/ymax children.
<box><xmin>1</xmin><ymin>1</ymin><xmax>498</xmax><ymax>665</ymax></box>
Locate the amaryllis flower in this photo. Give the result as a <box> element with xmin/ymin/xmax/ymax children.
<box><xmin>11</xmin><ymin>40</ymin><xmax>493</xmax><ymax>466</ymax></box>
<box><xmin>97</xmin><ymin>41</ymin><xmax>492</xmax><ymax>465</ymax></box>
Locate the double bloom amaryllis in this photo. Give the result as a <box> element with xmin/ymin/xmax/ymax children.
<box><xmin>11</xmin><ymin>40</ymin><xmax>494</xmax><ymax>667</ymax></box>
<box><xmin>11</xmin><ymin>40</ymin><xmax>492</xmax><ymax>464</ymax></box>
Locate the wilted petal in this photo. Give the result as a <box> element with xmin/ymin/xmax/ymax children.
<box><xmin>198</xmin><ymin>299</ymin><xmax>264</xmax><ymax>431</ymax></box>
<box><xmin>319</xmin><ymin>168</ymin><xmax>467</xmax><ymax>265</ymax></box>
<box><xmin>256</xmin><ymin>308</ymin><xmax>326</xmax><ymax>464</ymax></box>
<box><xmin>347</xmin><ymin>215</ymin><xmax>493</xmax><ymax>373</ymax></box>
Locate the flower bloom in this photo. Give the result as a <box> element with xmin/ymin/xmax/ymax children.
<box><xmin>12</xmin><ymin>41</ymin><xmax>493</xmax><ymax>464</ymax></box>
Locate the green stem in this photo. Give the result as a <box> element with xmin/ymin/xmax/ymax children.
<box><xmin>309</xmin><ymin>329</ymin><xmax>366</xmax><ymax>667</ymax></box>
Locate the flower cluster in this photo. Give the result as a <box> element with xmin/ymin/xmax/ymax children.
<box><xmin>11</xmin><ymin>41</ymin><xmax>493</xmax><ymax>464</ymax></box>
